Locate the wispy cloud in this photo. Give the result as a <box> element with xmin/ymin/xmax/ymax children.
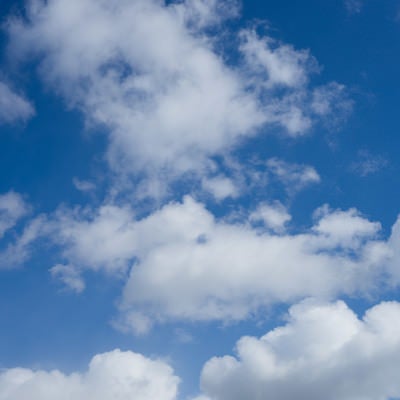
<box><xmin>350</xmin><ymin>149</ymin><xmax>388</xmax><ymax>177</ymax></box>
<box><xmin>0</xmin><ymin>80</ymin><xmax>34</xmax><ymax>125</ymax></box>
<box><xmin>344</xmin><ymin>0</ymin><xmax>363</xmax><ymax>14</ymax></box>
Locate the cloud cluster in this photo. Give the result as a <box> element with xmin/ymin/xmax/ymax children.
<box><xmin>2</xmin><ymin>2</ymin><xmax>400</xmax><ymax>398</ymax></box>
<box><xmin>0</xmin><ymin>81</ymin><xmax>34</xmax><ymax>125</ymax></box>
<box><xmin>43</xmin><ymin>195</ymin><xmax>398</xmax><ymax>333</ymax></box>
<box><xmin>0</xmin><ymin>349</ymin><xmax>179</xmax><ymax>400</ymax></box>
<box><xmin>7</xmin><ymin>0</ymin><xmax>349</xmax><ymax>184</ymax></box>
<box><xmin>198</xmin><ymin>300</ymin><xmax>400</xmax><ymax>400</ymax></box>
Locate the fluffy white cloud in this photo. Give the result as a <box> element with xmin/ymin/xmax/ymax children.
<box><xmin>50</xmin><ymin>204</ymin><xmax>137</xmax><ymax>275</ymax></box>
<box><xmin>312</xmin><ymin>205</ymin><xmax>381</xmax><ymax>249</ymax></box>
<box><xmin>198</xmin><ymin>300</ymin><xmax>400</xmax><ymax>400</ymax></box>
<box><xmin>249</xmin><ymin>202</ymin><xmax>291</xmax><ymax>233</ymax></box>
<box><xmin>0</xmin><ymin>81</ymin><xmax>34</xmax><ymax>125</ymax></box>
<box><xmin>201</xmin><ymin>175</ymin><xmax>239</xmax><ymax>201</ymax></box>
<box><xmin>7</xmin><ymin>0</ymin><xmax>349</xmax><ymax>183</ymax></box>
<box><xmin>45</xmin><ymin>195</ymin><xmax>398</xmax><ymax>333</ymax></box>
<box><xmin>0</xmin><ymin>349</ymin><xmax>179</xmax><ymax>400</ymax></box>
<box><xmin>118</xmin><ymin>198</ymin><xmax>388</xmax><ymax>332</ymax></box>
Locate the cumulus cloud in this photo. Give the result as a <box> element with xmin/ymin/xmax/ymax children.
<box><xmin>312</xmin><ymin>205</ymin><xmax>381</xmax><ymax>249</ymax></box>
<box><xmin>0</xmin><ymin>81</ymin><xmax>34</xmax><ymax>125</ymax></box>
<box><xmin>42</xmin><ymin>195</ymin><xmax>400</xmax><ymax>333</ymax></box>
<box><xmin>0</xmin><ymin>349</ymin><xmax>179</xmax><ymax>400</ymax></box>
<box><xmin>198</xmin><ymin>300</ymin><xmax>400</xmax><ymax>400</ymax></box>
<box><xmin>49</xmin><ymin>204</ymin><xmax>137</xmax><ymax>275</ymax></box>
<box><xmin>117</xmin><ymin>198</ymin><xmax>389</xmax><ymax>333</ymax></box>
<box><xmin>6</xmin><ymin>0</ymin><xmax>349</xmax><ymax>184</ymax></box>
<box><xmin>201</xmin><ymin>175</ymin><xmax>239</xmax><ymax>201</ymax></box>
<box><xmin>249</xmin><ymin>201</ymin><xmax>291</xmax><ymax>233</ymax></box>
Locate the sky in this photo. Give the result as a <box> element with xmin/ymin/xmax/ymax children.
<box><xmin>1</xmin><ymin>0</ymin><xmax>400</xmax><ymax>399</ymax></box>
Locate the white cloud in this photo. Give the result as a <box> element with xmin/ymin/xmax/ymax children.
<box><xmin>50</xmin><ymin>204</ymin><xmax>138</xmax><ymax>275</ymax></box>
<box><xmin>0</xmin><ymin>191</ymin><xmax>46</xmax><ymax>269</ymax></box>
<box><xmin>0</xmin><ymin>215</ymin><xmax>46</xmax><ymax>269</ymax></box>
<box><xmin>239</xmin><ymin>29</ymin><xmax>317</xmax><ymax>89</ymax></box>
<box><xmin>117</xmin><ymin>197</ymin><xmax>389</xmax><ymax>332</ymax></box>
<box><xmin>201</xmin><ymin>175</ymin><xmax>239</xmax><ymax>201</ymax></box>
<box><xmin>198</xmin><ymin>300</ymin><xmax>400</xmax><ymax>400</ymax></box>
<box><xmin>0</xmin><ymin>81</ymin><xmax>35</xmax><ymax>125</ymax></box>
<box><xmin>350</xmin><ymin>149</ymin><xmax>388</xmax><ymax>177</ymax></box>
<box><xmin>44</xmin><ymin>195</ymin><xmax>400</xmax><ymax>333</ymax></box>
<box><xmin>249</xmin><ymin>202</ymin><xmax>291</xmax><ymax>233</ymax></box>
<box><xmin>7</xmin><ymin>0</ymin><xmax>349</xmax><ymax>184</ymax></box>
<box><xmin>312</xmin><ymin>205</ymin><xmax>381</xmax><ymax>249</ymax></box>
<box><xmin>0</xmin><ymin>349</ymin><xmax>179</xmax><ymax>400</ymax></box>
<box><xmin>267</xmin><ymin>158</ymin><xmax>321</xmax><ymax>192</ymax></box>
<box><xmin>72</xmin><ymin>178</ymin><xmax>96</xmax><ymax>193</ymax></box>
<box><xmin>50</xmin><ymin>264</ymin><xmax>85</xmax><ymax>293</ymax></box>
<box><xmin>0</xmin><ymin>191</ymin><xmax>29</xmax><ymax>238</ymax></box>
<box><xmin>172</xmin><ymin>0</ymin><xmax>240</xmax><ymax>29</ymax></box>
<box><xmin>311</xmin><ymin>82</ymin><xmax>353</xmax><ymax>127</ymax></box>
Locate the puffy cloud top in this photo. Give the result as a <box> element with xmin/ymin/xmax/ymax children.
<box><xmin>198</xmin><ymin>300</ymin><xmax>400</xmax><ymax>400</ymax></box>
<box><xmin>0</xmin><ymin>349</ymin><xmax>179</xmax><ymax>400</ymax></box>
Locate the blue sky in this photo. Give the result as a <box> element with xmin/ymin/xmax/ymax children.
<box><xmin>1</xmin><ymin>1</ymin><xmax>400</xmax><ymax>399</ymax></box>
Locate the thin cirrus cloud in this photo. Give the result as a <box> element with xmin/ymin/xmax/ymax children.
<box><xmin>344</xmin><ymin>0</ymin><xmax>363</xmax><ymax>15</ymax></box>
<box><xmin>0</xmin><ymin>349</ymin><xmax>179</xmax><ymax>400</ymax></box>
<box><xmin>197</xmin><ymin>300</ymin><xmax>400</xmax><ymax>400</ymax></box>
<box><xmin>0</xmin><ymin>191</ymin><xmax>30</xmax><ymax>238</ymax></box>
<box><xmin>0</xmin><ymin>81</ymin><xmax>34</xmax><ymax>125</ymax></box>
<box><xmin>0</xmin><ymin>191</ymin><xmax>47</xmax><ymax>270</ymax></box>
<box><xmin>266</xmin><ymin>158</ymin><xmax>321</xmax><ymax>192</ymax></box>
<box><xmin>6</xmin><ymin>0</ymin><xmax>350</xmax><ymax>184</ymax></box>
<box><xmin>350</xmin><ymin>149</ymin><xmax>388</xmax><ymax>177</ymax></box>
